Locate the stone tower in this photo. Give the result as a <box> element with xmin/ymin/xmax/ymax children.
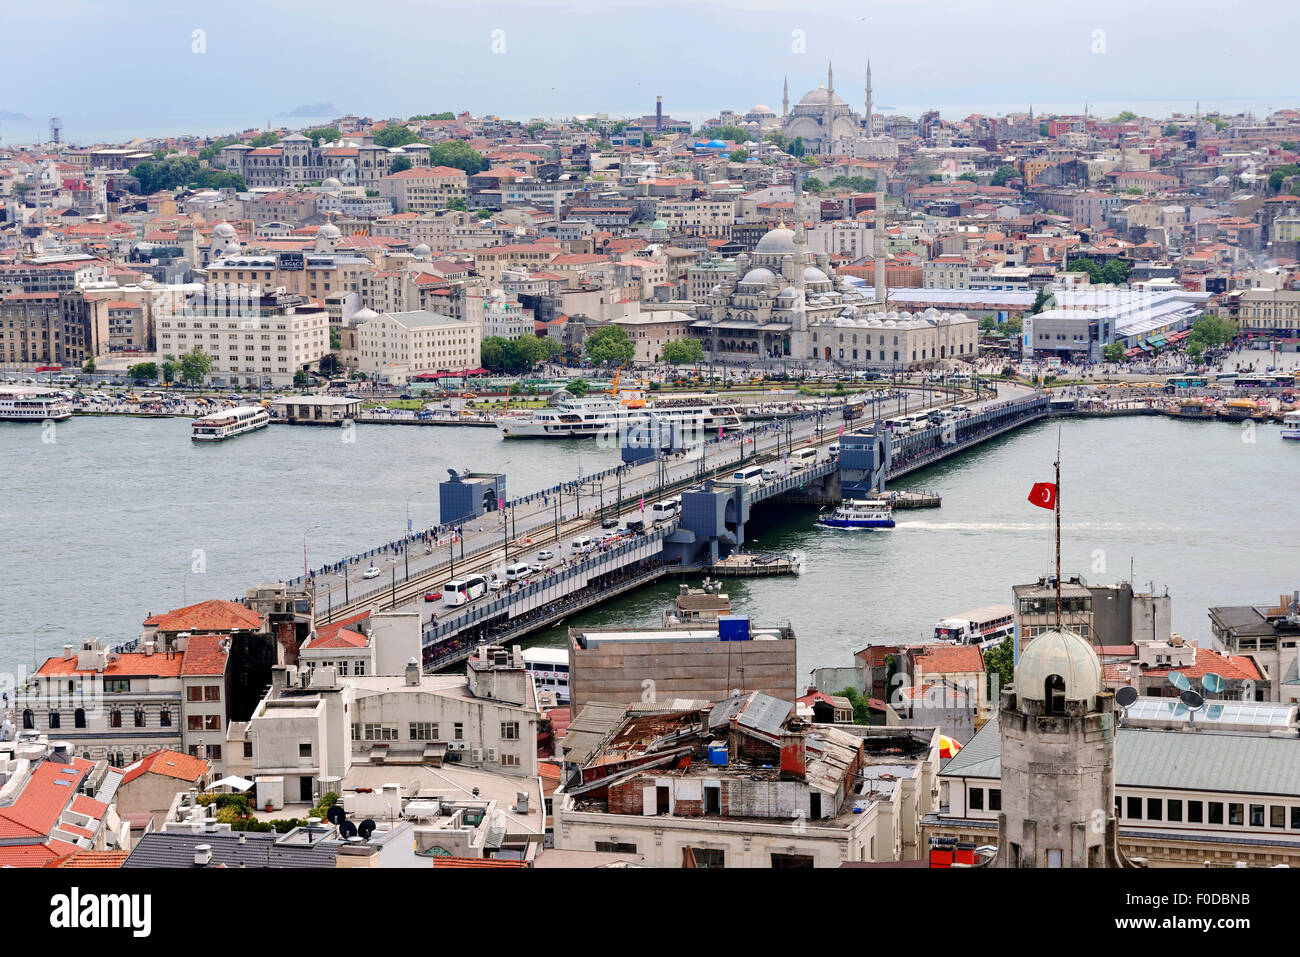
<box><xmin>782</xmin><ymin>75</ymin><xmax>789</xmax><ymax>121</ymax></box>
<box><xmin>864</xmin><ymin>60</ymin><xmax>873</xmax><ymax>137</ymax></box>
<box><xmin>994</xmin><ymin>629</ymin><xmax>1130</xmax><ymax>868</ymax></box>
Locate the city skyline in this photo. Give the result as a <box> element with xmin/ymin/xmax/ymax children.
<box><xmin>3</xmin><ymin>0</ymin><xmax>1299</xmax><ymax>144</ymax></box>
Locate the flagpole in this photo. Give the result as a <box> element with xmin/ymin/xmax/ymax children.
<box><xmin>1054</xmin><ymin>435</ymin><xmax>1062</xmax><ymax>631</ymax></box>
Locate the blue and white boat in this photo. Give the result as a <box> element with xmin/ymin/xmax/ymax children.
<box><xmin>816</xmin><ymin>499</ymin><xmax>895</xmax><ymax>530</ymax></box>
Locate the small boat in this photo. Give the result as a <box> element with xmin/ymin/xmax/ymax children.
<box><xmin>817</xmin><ymin>499</ymin><xmax>895</xmax><ymax>530</ymax></box>
<box><xmin>1168</xmin><ymin>397</ymin><xmax>1216</xmax><ymax>420</ymax></box>
<box><xmin>1283</xmin><ymin>410</ymin><xmax>1300</xmax><ymax>441</ymax></box>
<box><xmin>1217</xmin><ymin>398</ymin><xmax>1265</xmax><ymax>421</ymax></box>
<box><xmin>0</xmin><ymin>386</ymin><xmax>73</xmax><ymax>422</ymax></box>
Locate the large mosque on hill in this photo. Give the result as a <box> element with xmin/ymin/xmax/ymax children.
<box><xmin>720</xmin><ymin>61</ymin><xmax>878</xmax><ymax>154</ymax></box>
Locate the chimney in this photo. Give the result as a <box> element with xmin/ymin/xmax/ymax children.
<box><xmin>194</xmin><ymin>844</ymin><xmax>212</xmax><ymax>866</ymax></box>
<box><xmin>64</xmin><ymin>644</ymin><xmax>73</xmax><ymax>660</ymax></box>
<box><xmin>405</xmin><ymin>658</ymin><xmax>421</xmax><ymax>687</ymax></box>
<box><xmin>780</xmin><ymin>730</ymin><xmax>807</xmax><ymax>780</ymax></box>
<box><xmin>51</xmin><ymin>742</ymin><xmax>70</xmax><ymax>764</ymax></box>
<box><xmin>515</xmin><ymin>791</ymin><xmax>529</xmax><ymax>813</ymax></box>
<box><xmin>144</xmin><ymin>641</ymin><xmax>155</xmax><ymax>656</ymax></box>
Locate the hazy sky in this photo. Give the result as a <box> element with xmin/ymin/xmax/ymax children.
<box><xmin>3</xmin><ymin>0</ymin><xmax>1298</xmax><ymax>142</ymax></box>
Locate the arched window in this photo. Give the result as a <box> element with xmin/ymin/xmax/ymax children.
<box><xmin>22</xmin><ymin>709</ymin><xmax>34</xmax><ymax>729</ymax></box>
<box><xmin>109</xmin><ymin>708</ymin><xmax>122</xmax><ymax>729</ymax></box>
<box><xmin>74</xmin><ymin>708</ymin><xmax>86</xmax><ymax>729</ymax></box>
<box><xmin>49</xmin><ymin>710</ymin><xmax>61</xmax><ymax>729</ymax></box>
<box><xmin>134</xmin><ymin>708</ymin><xmax>146</xmax><ymax>728</ymax></box>
<box><xmin>160</xmin><ymin>707</ymin><xmax>171</xmax><ymax>727</ymax></box>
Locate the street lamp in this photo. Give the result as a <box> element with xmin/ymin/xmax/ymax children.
<box><xmin>302</xmin><ymin>523</ymin><xmax>322</xmax><ymax>586</ymax></box>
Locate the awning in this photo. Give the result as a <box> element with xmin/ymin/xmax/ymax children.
<box><xmin>1168</xmin><ymin>330</ymin><xmax>1191</xmax><ymax>342</ymax></box>
<box><xmin>1124</xmin><ymin>347</ymin><xmax>1143</xmax><ymax>358</ymax></box>
<box><xmin>207</xmin><ymin>776</ymin><xmax>254</xmax><ymax>792</ymax></box>
<box><xmin>1148</xmin><ymin>335</ymin><xmax>1168</xmax><ymax>347</ymax></box>
<box><xmin>1137</xmin><ymin>342</ymin><xmax>1154</xmax><ymax>353</ymax></box>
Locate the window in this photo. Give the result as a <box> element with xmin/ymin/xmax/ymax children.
<box><xmin>204</xmin><ymin>685</ymin><xmax>221</xmax><ymax>702</ymax></box>
<box><xmin>135</xmin><ymin>708</ymin><xmax>146</xmax><ymax>728</ymax></box>
<box><xmin>692</xmin><ymin>848</ymin><xmax>725</xmax><ymax>868</ymax></box>
<box><xmin>109</xmin><ymin>708</ymin><xmax>122</xmax><ymax>729</ymax></box>
<box><xmin>187</xmin><ymin>686</ymin><xmax>203</xmax><ymax>702</ymax></box>
<box><xmin>1271</xmin><ymin>806</ymin><xmax>1285</xmax><ymax>829</ymax></box>
<box><xmin>1208</xmin><ymin>802</ymin><xmax>1223</xmax><ymax>825</ymax></box>
<box><xmin>1126</xmin><ymin>796</ymin><xmax>1142</xmax><ymax>819</ymax></box>
<box><xmin>1228</xmin><ymin>803</ymin><xmax>1243</xmax><ymax>826</ymax></box>
<box><xmin>1146</xmin><ymin>798</ymin><xmax>1162</xmax><ymax>821</ymax></box>
<box><xmin>501</xmin><ymin>754</ymin><xmax>520</xmax><ymax>767</ymax></box>
<box><xmin>595</xmin><ymin>841</ymin><xmax>637</xmax><ymax>854</ymax></box>
<box><xmin>22</xmin><ymin>710</ymin><xmax>33</xmax><ymax>730</ymax></box>
<box><xmin>243</xmin><ymin>742</ymin><xmax>253</xmax><ymax>759</ymax></box>
<box><xmin>409</xmin><ymin>722</ymin><xmax>438</xmax><ymax>740</ymax></box>
<box><xmin>74</xmin><ymin>708</ymin><xmax>86</xmax><ymax>729</ymax></box>
<box><xmin>453</xmin><ymin>723</ymin><xmax>463</xmax><ymax>740</ymax></box>
<box><xmin>159</xmin><ymin>707</ymin><xmax>171</xmax><ymax>727</ymax></box>
<box><xmin>188</xmin><ymin>716</ymin><xmax>204</xmax><ymax>731</ymax></box>
<box><xmin>1188</xmin><ymin>800</ymin><xmax>1204</xmax><ymax>824</ymax></box>
<box><xmin>970</xmin><ymin>787</ymin><xmax>984</xmax><ymax>810</ymax></box>
<box><xmin>105</xmin><ymin>679</ymin><xmax>130</xmax><ymax>694</ymax></box>
<box><xmin>363</xmin><ymin>724</ymin><xmax>397</xmax><ymax>741</ymax></box>
<box><xmin>1167</xmin><ymin>799</ymin><xmax>1182</xmax><ymax>822</ymax></box>
<box><xmin>1250</xmin><ymin>804</ymin><xmax>1265</xmax><ymax>828</ymax></box>
<box><xmin>299</xmin><ymin>743</ymin><xmax>312</xmax><ymax>758</ymax></box>
<box><xmin>989</xmin><ymin>789</ymin><xmax>1001</xmax><ymax>811</ymax></box>
<box><xmin>501</xmin><ymin>721</ymin><xmax>520</xmax><ymax>741</ymax></box>
<box><xmin>49</xmin><ymin>710</ymin><xmax>61</xmax><ymax>729</ymax></box>
<box><xmin>206</xmin><ymin>745</ymin><xmax>222</xmax><ymax>761</ymax></box>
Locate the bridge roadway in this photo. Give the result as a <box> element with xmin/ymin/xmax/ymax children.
<box><xmin>306</xmin><ymin>383</ymin><xmax>981</xmax><ymax>624</ymax></box>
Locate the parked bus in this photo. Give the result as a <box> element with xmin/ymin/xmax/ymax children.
<box><xmin>443</xmin><ymin>574</ymin><xmax>488</xmax><ymax>607</ymax></box>
<box><xmin>1163</xmin><ymin>375</ymin><xmax>1209</xmax><ymax>392</ymax></box>
<box><xmin>733</xmin><ymin>465</ymin><xmax>764</xmax><ymax>487</ymax></box>
<box><xmin>791</xmin><ymin>447</ymin><xmax>818</xmax><ymax>467</ymax></box>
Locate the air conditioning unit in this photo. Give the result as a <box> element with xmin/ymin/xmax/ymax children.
<box><xmin>448</xmin><ymin>741</ymin><xmax>467</xmax><ymax>752</ymax></box>
<box><xmin>486</xmin><ymin>748</ymin><xmax>497</xmax><ymax>762</ymax></box>
<box><xmin>471</xmin><ymin>748</ymin><xmax>483</xmax><ymax>763</ymax></box>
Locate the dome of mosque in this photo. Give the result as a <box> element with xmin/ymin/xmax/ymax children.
<box><xmin>754</xmin><ymin>226</ymin><xmax>798</xmax><ymax>255</ymax></box>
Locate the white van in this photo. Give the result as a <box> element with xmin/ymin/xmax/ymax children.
<box><xmin>792</xmin><ymin>447</ymin><xmax>818</xmax><ymax>467</ymax></box>
<box><xmin>570</xmin><ymin>536</ymin><xmax>594</xmax><ymax>553</ymax></box>
<box><xmin>505</xmin><ymin>562</ymin><xmax>532</xmax><ymax>581</ymax></box>
<box><xmin>761</xmin><ymin>467</ymin><xmax>779</xmax><ymax>481</ymax></box>
<box><xmin>827</xmin><ymin>443</ymin><xmax>841</xmax><ymax>457</ymax></box>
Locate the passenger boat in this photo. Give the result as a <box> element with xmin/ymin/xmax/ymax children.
<box><xmin>0</xmin><ymin>386</ymin><xmax>73</xmax><ymax>421</ymax></box>
<box><xmin>1168</xmin><ymin>397</ymin><xmax>1216</xmax><ymax>420</ymax></box>
<box><xmin>816</xmin><ymin>499</ymin><xmax>895</xmax><ymax>530</ymax></box>
<box><xmin>1216</xmin><ymin>398</ymin><xmax>1267</xmax><ymax>421</ymax></box>
<box><xmin>499</xmin><ymin>392</ymin><xmax>743</xmax><ymax>438</ymax></box>
<box><xmin>1282</xmin><ymin>410</ymin><xmax>1300</xmax><ymax>441</ymax></box>
<box><xmin>191</xmin><ymin>405</ymin><xmax>270</xmax><ymax>442</ymax></box>
<box><xmin>934</xmin><ymin>605</ymin><xmax>1015</xmax><ymax>649</ymax></box>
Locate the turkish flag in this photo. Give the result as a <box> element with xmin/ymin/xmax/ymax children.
<box><xmin>1028</xmin><ymin>482</ymin><xmax>1057</xmax><ymax>510</ymax></box>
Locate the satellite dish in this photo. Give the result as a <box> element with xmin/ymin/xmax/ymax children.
<box><xmin>1201</xmin><ymin>672</ymin><xmax>1225</xmax><ymax>695</ymax></box>
<box><xmin>1115</xmin><ymin>686</ymin><xmax>1138</xmax><ymax>708</ymax></box>
<box><xmin>1180</xmin><ymin>689</ymin><xmax>1204</xmax><ymax>711</ymax></box>
<box><xmin>339</xmin><ymin>820</ymin><xmax>358</xmax><ymax>839</ymax></box>
<box><xmin>358</xmin><ymin>819</ymin><xmax>376</xmax><ymax>840</ymax></box>
<box><xmin>1167</xmin><ymin>672</ymin><xmax>1191</xmax><ymax>692</ymax></box>
<box><xmin>326</xmin><ymin>804</ymin><xmax>347</xmax><ymax>827</ymax></box>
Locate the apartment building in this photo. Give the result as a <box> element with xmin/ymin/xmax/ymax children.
<box><xmin>379</xmin><ymin>166</ymin><xmax>469</xmax><ymax>212</ymax></box>
<box><xmin>1235</xmin><ymin>288</ymin><xmax>1300</xmax><ymax>337</ymax></box>
<box><xmin>355</xmin><ymin>308</ymin><xmax>482</xmax><ymax>380</ymax></box>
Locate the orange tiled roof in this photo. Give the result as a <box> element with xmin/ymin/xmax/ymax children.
<box><xmin>0</xmin><ymin>760</ymin><xmax>92</xmax><ymax>840</ymax></box>
<box><xmin>911</xmin><ymin>644</ymin><xmax>985</xmax><ymax>675</ymax></box>
<box><xmin>143</xmin><ymin>599</ymin><xmax>263</xmax><ymax>633</ymax></box>
<box><xmin>44</xmin><ymin>849</ymin><xmax>128</xmax><ymax>869</ymax></box>
<box><xmin>120</xmin><ymin>750</ymin><xmax>210</xmax><ymax>786</ymax></box>
<box><xmin>36</xmin><ymin>652</ymin><xmax>184</xmax><ymax>679</ymax></box>
<box><xmin>181</xmin><ymin>633</ymin><xmax>230</xmax><ymax>676</ymax></box>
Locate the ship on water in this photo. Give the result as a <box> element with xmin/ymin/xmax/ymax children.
<box><xmin>0</xmin><ymin>386</ymin><xmax>73</xmax><ymax>422</ymax></box>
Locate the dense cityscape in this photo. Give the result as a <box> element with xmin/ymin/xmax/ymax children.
<box><xmin>1</xmin><ymin>5</ymin><xmax>1298</xmax><ymax>923</ymax></box>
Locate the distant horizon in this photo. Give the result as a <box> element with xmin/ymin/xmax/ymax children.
<box><xmin>3</xmin><ymin>95</ymin><xmax>1298</xmax><ymax>149</ymax></box>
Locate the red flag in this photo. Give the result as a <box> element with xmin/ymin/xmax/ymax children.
<box><xmin>1028</xmin><ymin>482</ymin><xmax>1057</xmax><ymax>510</ymax></box>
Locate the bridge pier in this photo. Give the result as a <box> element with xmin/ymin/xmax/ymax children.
<box><xmin>663</xmin><ymin>480</ymin><xmax>748</xmax><ymax>567</ymax></box>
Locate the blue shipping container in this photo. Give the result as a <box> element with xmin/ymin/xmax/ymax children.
<box><xmin>718</xmin><ymin>615</ymin><xmax>750</xmax><ymax>642</ymax></box>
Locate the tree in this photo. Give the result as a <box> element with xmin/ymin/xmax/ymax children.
<box><xmin>128</xmin><ymin>362</ymin><xmax>158</xmax><ymax>381</ymax></box>
<box><xmin>1283</xmin><ymin>141</ymin><xmax>1298</xmax><ymax>152</ymax></box>
<box><xmin>1268</xmin><ymin>164</ymin><xmax>1300</xmax><ymax>194</ymax></box>
<box><xmin>306</xmin><ymin>126</ymin><xmax>341</xmax><ymax>146</ymax></box>
<box><xmin>507</xmin><ymin>335</ymin><xmax>557</xmax><ymax>373</ymax></box>
<box><xmin>789</xmin><ymin>135</ymin><xmax>806</xmax><ymax>157</ymax></box>
<box><xmin>1124</xmin><ymin>186</ymin><xmax>1144</xmax><ymax>195</ymax></box>
<box><xmin>1163</xmin><ymin>123</ymin><xmax>1180</xmax><ymax>137</ymax></box>
<box><xmin>526</xmin><ymin>122</ymin><xmax>545</xmax><ymax>137</ymax></box>
<box><xmin>1068</xmin><ymin>257</ymin><xmax>1130</xmax><ymax>286</ymax></box>
<box><xmin>662</xmin><ymin>338</ymin><xmax>704</xmax><ymax>365</ymax></box>
<box><xmin>728</xmin><ymin>148</ymin><xmax>749</xmax><ymax>163</ymax></box>
<box><xmin>835</xmin><ymin>688</ymin><xmax>873</xmax><ymax>725</ymax></box>
<box><xmin>802</xmin><ymin>177</ymin><xmax>826</xmax><ymax>193</ymax></box>
<box><xmin>568</xmin><ymin>377</ymin><xmax>589</xmax><ymax>397</ymax></box>
<box><xmin>1002</xmin><ymin>316</ymin><xmax>1023</xmax><ymax>338</ymax></box>
<box><xmin>329</xmin><ymin>328</ymin><xmax>341</xmax><ymax>351</ymax></box>
<box><xmin>292</xmin><ymin>369</ymin><xmax>308</xmax><ymax>387</ymax></box>
<box><xmin>827</xmin><ymin>175</ymin><xmax>876</xmax><ymax>192</ymax></box>
<box><xmin>1102</xmin><ymin>342</ymin><xmax>1127</xmax><ymax>362</ymax></box>
<box><xmin>199</xmin><ymin>137</ymin><xmax>238</xmax><ymax>162</ymax></box>
<box><xmin>388</xmin><ymin>155</ymin><xmax>412</xmax><ymax>173</ymax></box>
<box><xmin>583</xmin><ymin>325</ymin><xmax>635</xmax><ymax>366</ymax></box>
<box><xmin>446</xmin><ymin>197</ymin><xmax>468</xmax><ymax>211</ymax></box>
<box><xmin>82</xmin><ymin>357</ymin><xmax>96</xmax><ymax>374</ymax></box>
<box><xmin>373</xmin><ymin>125</ymin><xmax>418</xmax><ymax>148</ymax></box>
<box><xmin>480</xmin><ymin>336</ymin><xmax>508</xmax><ymax>372</ymax></box>
<box><xmin>978</xmin><ymin>315</ymin><xmax>998</xmax><ymax>334</ymax></box>
<box><xmin>428</xmin><ymin>141</ymin><xmax>486</xmax><ymax>174</ymax></box>
<box><xmin>249</xmin><ymin>132</ymin><xmax>279</xmax><ymax>148</ymax></box>
<box><xmin>1038</xmin><ymin>122</ymin><xmax>1049</xmax><ymax>137</ymax></box>
<box><xmin>1110</xmin><ymin>110</ymin><xmax>1138</xmax><ymax>123</ymax></box>
<box><xmin>698</xmin><ymin>125</ymin><xmax>749</xmax><ymax>143</ymax></box>
<box><xmin>1186</xmin><ymin>339</ymin><xmax>1206</xmax><ymax>364</ymax></box>
<box><xmin>957</xmin><ymin>172</ymin><xmax>979</xmax><ymax>183</ymax></box>
<box><xmin>983</xmin><ymin>637</ymin><xmax>1014</xmax><ymax>700</ymax></box>
<box><xmin>476</xmin><ymin>208</ymin><xmax>493</xmax><ymax>219</ymax></box>
<box><xmin>160</xmin><ymin>355</ymin><xmax>180</xmax><ymax>385</ymax></box>
<box><xmin>179</xmin><ymin>347</ymin><xmax>213</xmax><ymax>386</ymax></box>
<box><xmin>1030</xmin><ymin>287</ymin><xmax>1055</xmax><ymax>315</ymax></box>
<box><xmin>764</xmin><ymin>131</ymin><xmax>790</xmax><ymax>153</ymax></box>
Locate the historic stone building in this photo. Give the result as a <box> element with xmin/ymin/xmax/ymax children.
<box><xmin>780</xmin><ymin>62</ymin><xmax>866</xmax><ymax>154</ymax></box>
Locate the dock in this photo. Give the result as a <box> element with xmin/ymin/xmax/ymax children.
<box><xmin>882</xmin><ymin>490</ymin><xmax>942</xmax><ymax>509</ymax></box>
<box><xmin>698</xmin><ymin>553</ymin><xmax>800</xmax><ymax>577</ymax></box>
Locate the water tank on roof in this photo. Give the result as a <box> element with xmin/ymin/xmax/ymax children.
<box><xmin>718</xmin><ymin>615</ymin><xmax>750</xmax><ymax>642</ymax></box>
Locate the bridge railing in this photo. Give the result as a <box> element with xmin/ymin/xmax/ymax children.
<box><xmin>421</xmin><ymin>527</ymin><xmax>670</xmax><ymax>645</ymax></box>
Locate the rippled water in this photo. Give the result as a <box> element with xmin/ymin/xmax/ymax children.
<box><xmin>3</xmin><ymin>414</ymin><xmax>1297</xmax><ymax>681</ymax></box>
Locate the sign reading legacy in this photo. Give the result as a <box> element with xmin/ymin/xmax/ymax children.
<box><xmin>278</xmin><ymin>251</ymin><xmax>305</xmax><ymax>271</ymax></box>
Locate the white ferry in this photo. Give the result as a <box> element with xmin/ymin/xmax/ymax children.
<box><xmin>191</xmin><ymin>405</ymin><xmax>271</xmax><ymax>442</ymax></box>
<box><xmin>499</xmin><ymin>393</ymin><xmax>742</xmax><ymax>438</ymax></box>
<box><xmin>934</xmin><ymin>605</ymin><xmax>1015</xmax><ymax>649</ymax></box>
<box><xmin>522</xmin><ymin>647</ymin><xmax>570</xmax><ymax>704</ymax></box>
<box><xmin>1283</xmin><ymin>410</ymin><xmax>1300</xmax><ymax>441</ymax></box>
<box><xmin>816</xmin><ymin>499</ymin><xmax>895</xmax><ymax>530</ymax></box>
<box><xmin>0</xmin><ymin>386</ymin><xmax>73</xmax><ymax>422</ymax></box>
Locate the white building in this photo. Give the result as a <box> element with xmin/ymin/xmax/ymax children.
<box><xmin>355</xmin><ymin>308</ymin><xmax>482</xmax><ymax>381</ymax></box>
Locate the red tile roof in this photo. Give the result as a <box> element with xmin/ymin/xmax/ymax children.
<box><xmin>0</xmin><ymin>760</ymin><xmax>92</xmax><ymax>840</ymax></box>
<box><xmin>911</xmin><ymin>644</ymin><xmax>986</xmax><ymax>675</ymax></box>
<box><xmin>309</xmin><ymin>627</ymin><xmax>368</xmax><ymax>650</ymax></box>
<box><xmin>120</xmin><ymin>750</ymin><xmax>211</xmax><ymax>786</ymax></box>
<box><xmin>36</xmin><ymin>652</ymin><xmax>184</xmax><ymax>679</ymax></box>
<box><xmin>44</xmin><ymin>850</ymin><xmax>128</xmax><ymax>869</ymax></box>
<box><xmin>181</xmin><ymin>633</ymin><xmax>230</xmax><ymax>676</ymax></box>
<box><xmin>143</xmin><ymin>599</ymin><xmax>263</xmax><ymax>633</ymax></box>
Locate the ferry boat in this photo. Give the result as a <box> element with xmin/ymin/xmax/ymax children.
<box><xmin>1283</xmin><ymin>410</ymin><xmax>1300</xmax><ymax>441</ymax></box>
<box><xmin>934</xmin><ymin>605</ymin><xmax>1015</xmax><ymax>649</ymax></box>
<box><xmin>1168</xmin><ymin>397</ymin><xmax>1216</xmax><ymax>420</ymax></box>
<box><xmin>521</xmin><ymin>647</ymin><xmax>570</xmax><ymax>704</ymax></box>
<box><xmin>191</xmin><ymin>405</ymin><xmax>271</xmax><ymax>442</ymax></box>
<box><xmin>816</xmin><ymin>499</ymin><xmax>895</xmax><ymax>530</ymax></box>
<box><xmin>1216</xmin><ymin>398</ymin><xmax>1267</xmax><ymax>422</ymax></box>
<box><xmin>0</xmin><ymin>386</ymin><xmax>73</xmax><ymax>421</ymax></box>
<box><xmin>499</xmin><ymin>393</ymin><xmax>742</xmax><ymax>438</ymax></box>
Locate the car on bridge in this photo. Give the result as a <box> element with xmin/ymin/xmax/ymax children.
<box><xmin>363</xmin><ymin>565</ymin><xmax>381</xmax><ymax>579</ymax></box>
<box><xmin>537</xmin><ymin>549</ymin><xmax>555</xmax><ymax>561</ymax></box>
<box><xmin>424</xmin><ymin>591</ymin><xmax>442</xmax><ymax>602</ymax></box>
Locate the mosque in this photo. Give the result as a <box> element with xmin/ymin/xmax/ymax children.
<box><xmin>779</xmin><ymin>61</ymin><xmax>876</xmax><ymax>154</ymax></box>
